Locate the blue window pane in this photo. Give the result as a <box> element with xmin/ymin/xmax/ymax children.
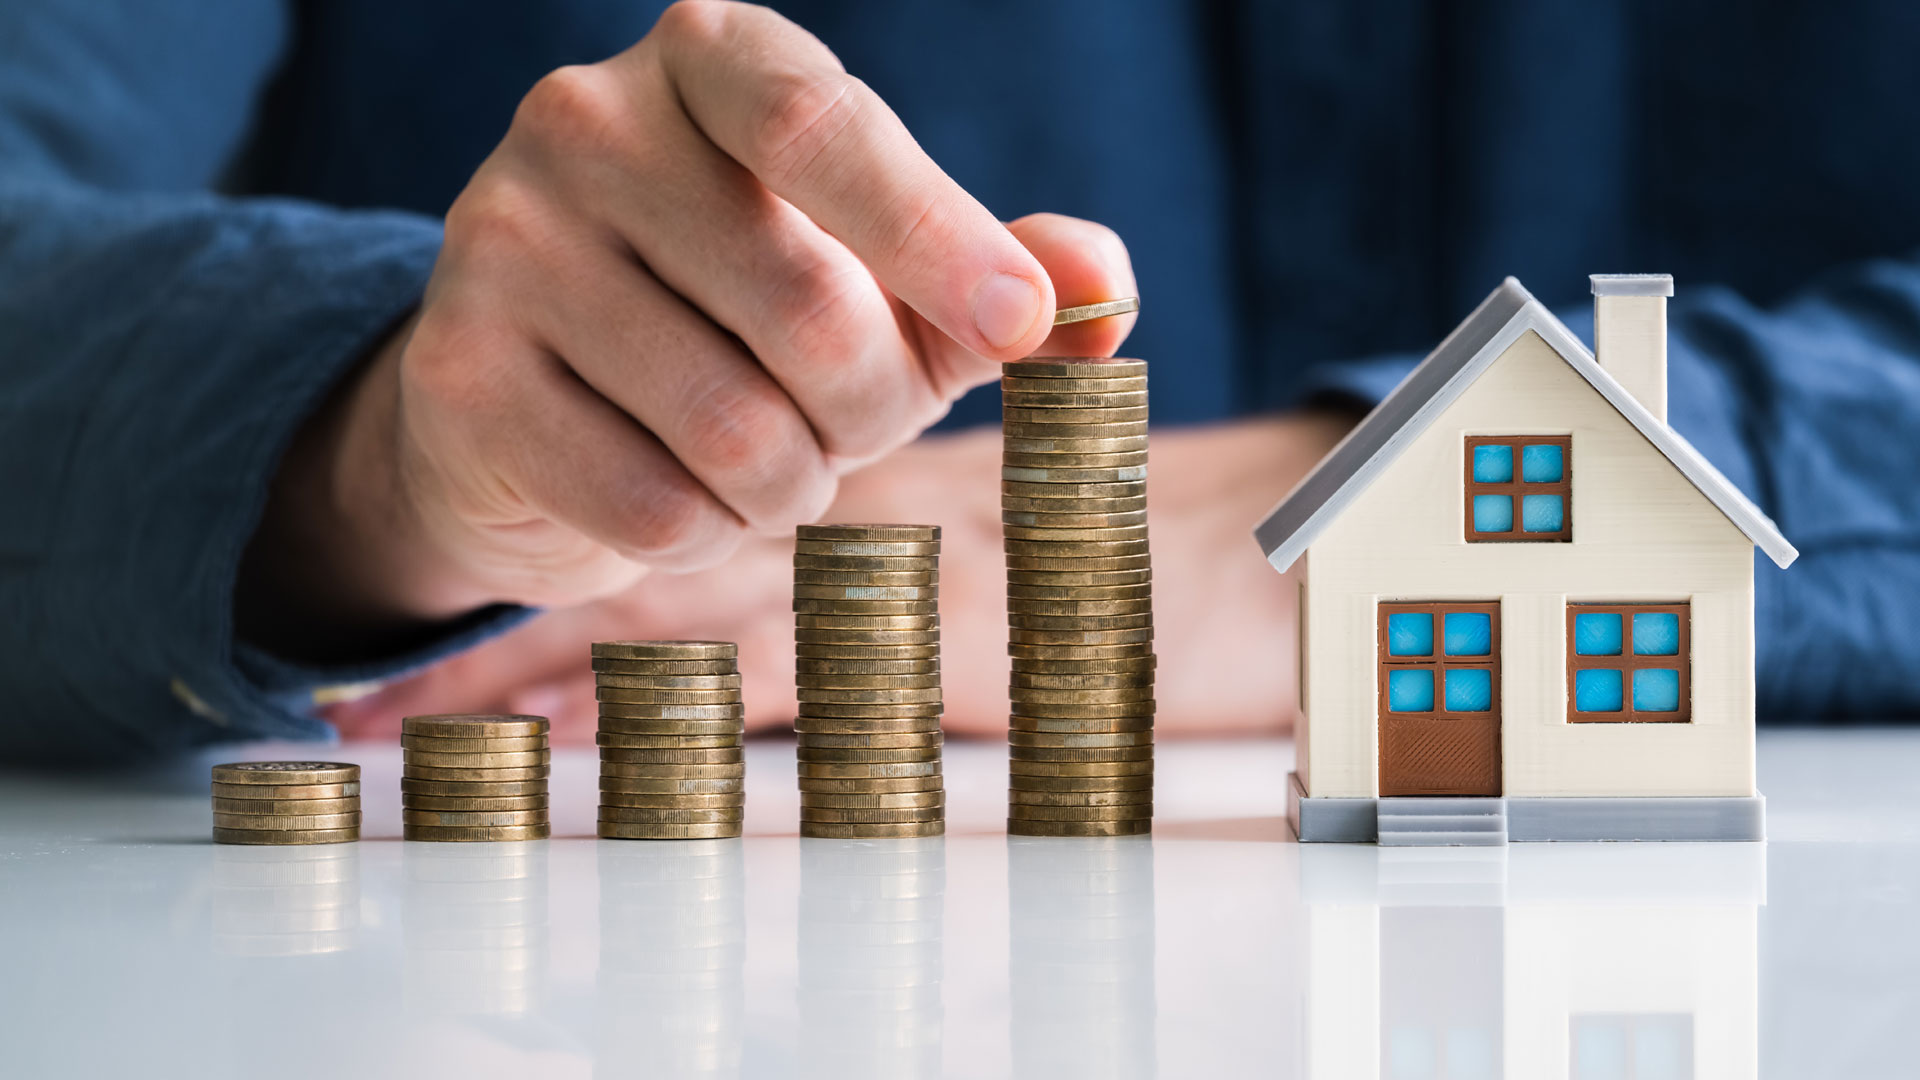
<box><xmin>1575</xmin><ymin>668</ymin><xmax>1624</xmax><ymax>712</ymax></box>
<box><xmin>1473</xmin><ymin>495</ymin><xmax>1513</xmax><ymax>532</ymax></box>
<box><xmin>1574</xmin><ymin>613</ymin><xmax>1622</xmax><ymax>655</ymax></box>
<box><xmin>1521</xmin><ymin>494</ymin><xmax>1564</xmax><ymax>533</ymax></box>
<box><xmin>1521</xmin><ymin>443</ymin><xmax>1564</xmax><ymax>482</ymax></box>
<box><xmin>1387</xmin><ymin>613</ymin><xmax>1434</xmax><ymax>656</ymax></box>
<box><xmin>1388</xmin><ymin>670</ymin><xmax>1434</xmax><ymax>712</ymax></box>
<box><xmin>1444</xmin><ymin>612</ymin><xmax>1492</xmax><ymax>656</ymax></box>
<box><xmin>1472</xmin><ymin>444</ymin><xmax>1513</xmax><ymax>482</ymax></box>
<box><xmin>1633</xmin><ymin>612</ymin><xmax>1681</xmax><ymax>655</ymax></box>
<box><xmin>1446</xmin><ymin>668</ymin><xmax>1493</xmax><ymax>712</ymax></box>
<box><xmin>1634</xmin><ymin>669</ymin><xmax>1681</xmax><ymax>712</ymax></box>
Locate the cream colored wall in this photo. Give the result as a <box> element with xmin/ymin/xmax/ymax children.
<box><xmin>1301</xmin><ymin>330</ymin><xmax>1756</xmax><ymax>798</ymax></box>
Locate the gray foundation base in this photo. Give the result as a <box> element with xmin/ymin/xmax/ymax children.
<box><xmin>1287</xmin><ymin>772</ymin><xmax>1765</xmax><ymax>843</ymax></box>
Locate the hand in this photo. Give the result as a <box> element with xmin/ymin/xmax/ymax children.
<box><xmin>326</xmin><ymin>414</ymin><xmax>1355</xmax><ymax>743</ymax></box>
<box><xmin>238</xmin><ymin>1</ymin><xmax>1135</xmax><ymax>656</ymax></box>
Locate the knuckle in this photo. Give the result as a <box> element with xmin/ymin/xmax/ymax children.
<box><xmin>749</xmin><ymin>72</ymin><xmax>860</xmax><ymax>186</ymax></box>
<box><xmin>616</xmin><ymin>474</ymin><xmax>715</xmax><ymax>556</ymax></box>
<box><xmin>516</xmin><ymin>64</ymin><xmax>627</xmax><ymax>155</ymax></box>
<box><xmin>402</xmin><ymin>315</ymin><xmax>503</xmax><ymax>415</ymax></box>
<box><xmin>445</xmin><ymin>174</ymin><xmax>546</xmax><ymax>264</ymax></box>
<box><xmin>653</xmin><ymin>0</ymin><xmax>734</xmax><ymax>47</ymax></box>
<box><xmin>683</xmin><ymin>381</ymin><xmax>796</xmax><ymax>481</ymax></box>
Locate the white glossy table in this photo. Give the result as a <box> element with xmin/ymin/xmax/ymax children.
<box><xmin>1</xmin><ymin>730</ymin><xmax>1913</xmax><ymax>1079</ymax></box>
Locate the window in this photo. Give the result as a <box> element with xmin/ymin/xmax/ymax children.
<box><xmin>1566</xmin><ymin>603</ymin><xmax>1690</xmax><ymax>722</ymax></box>
<box><xmin>1465</xmin><ymin>435</ymin><xmax>1572</xmax><ymax>542</ymax></box>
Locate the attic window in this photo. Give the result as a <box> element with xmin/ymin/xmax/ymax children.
<box><xmin>1464</xmin><ymin>435</ymin><xmax>1571</xmax><ymax>543</ymax></box>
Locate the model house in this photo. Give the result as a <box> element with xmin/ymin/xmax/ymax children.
<box><xmin>1255</xmin><ymin>275</ymin><xmax>1796</xmax><ymax>844</ymax></box>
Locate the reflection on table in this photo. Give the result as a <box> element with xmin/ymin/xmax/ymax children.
<box><xmin>402</xmin><ymin>842</ymin><xmax>549</xmax><ymax>1017</ymax></box>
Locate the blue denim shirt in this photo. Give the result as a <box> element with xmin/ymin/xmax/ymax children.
<box><xmin>3</xmin><ymin>0</ymin><xmax>1917</xmax><ymax>759</ymax></box>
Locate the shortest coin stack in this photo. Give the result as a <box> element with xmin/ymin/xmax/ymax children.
<box><xmin>595</xmin><ymin>641</ymin><xmax>746</xmax><ymax>841</ymax></box>
<box><xmin>401</xmin><ymin>714</ymin><xmax>552</xmax><ymax>841</ymax></box>
<box><xmin>212</xmin><ymin>761</ymin><xmax>362</xmax><ymax>845</ymax></box>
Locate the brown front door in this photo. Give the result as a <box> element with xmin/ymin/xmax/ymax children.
<box><xmin>1378</xmin><ymin>602</ymin><xmax>1502</xmax><ymax>796</ymax></box>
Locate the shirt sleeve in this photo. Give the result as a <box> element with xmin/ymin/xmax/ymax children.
<box><xmin>1297</xmin><ymin>256</ymin><xmax>1920</xmax><ymax>721</ymax></box>
<box><xmin>0</xmin><ymin>2</ymin><xmax>529</xmax><ymax>762</ymax></box>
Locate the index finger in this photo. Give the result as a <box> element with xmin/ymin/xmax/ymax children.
<box><xmin>644</xmin><ymin>2</ymin><xmax>1055</xmax><ymax>363</ymax></box>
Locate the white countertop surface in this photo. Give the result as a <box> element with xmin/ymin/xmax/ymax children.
<box><xmin>1</xmin><ymin>729</ymin><xmax>1914</xmax><ymax>1079</ymax></box>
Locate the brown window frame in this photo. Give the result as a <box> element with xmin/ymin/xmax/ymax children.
<box><xmin>1376</xmin><ymin>602</ymin><xmax>1503</xmax><ymax>720</ymax></box>
<box><xmin>1565</xmin><ymin>602</ymin><xmax>1692</xmax><ymax>723</ymax></box>
<box><xmin>1464</xmin><ymin>435</ymin><xmax>1572</xmax><ymax>543</ymax></box>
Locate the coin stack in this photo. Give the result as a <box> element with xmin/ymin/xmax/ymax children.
<box><xmin>594</xmin><ymin>640</ymin><xmax>746</xmax><ymax>840</ymax></box>
<box><xmin>401</xmin><ymin>714</ymin><xmax>551</xmax><ymax>841</ymax></box>
<box><xmin>211</xmin><ymin>761</ymin><xmax>362</xmax><ymax>845</ymax></box>
<box><xmin>1002</xmin><ymin>359</ymin><xmax>1155</xmax><ymax>836</ymax></box>
<box><xmin>793</xmin><ymin>523</ymin><xmax>945</xmax><ymax>839</ymax></box>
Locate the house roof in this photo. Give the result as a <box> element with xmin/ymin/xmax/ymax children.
<box><xmin>1254</xmin><ymin>277</ymin><xmax>1798</xmax><ymax>572</ymax></box>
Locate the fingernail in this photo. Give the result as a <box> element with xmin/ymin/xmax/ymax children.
<box><xmin>972</xmin><ymin>273</ymin><xmax>1043</xmax><ymax>351</ymax></box>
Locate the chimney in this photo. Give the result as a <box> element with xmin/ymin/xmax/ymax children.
<box><xmin>1589</xmin><ymin>273</ymin><xmax>1673</xmax><ymax>422</ymax></box>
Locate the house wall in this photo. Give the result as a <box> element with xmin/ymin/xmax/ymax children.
<box><xmin>1300</xmin><ymin>330</ymin><xmax>1757</xmax><ymax>798</ymax></box>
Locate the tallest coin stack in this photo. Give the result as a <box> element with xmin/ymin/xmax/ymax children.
<box><xmin>1001</xmin><ymin>359</ymin><xmax>1155</xmax><ymax>836</ymax></box>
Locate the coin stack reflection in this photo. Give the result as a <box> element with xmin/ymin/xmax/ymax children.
<box><xmin>211</xmin><ymin>761</ymin><xmax>361</xmax><ymax>845</ymax></box>
<box><xmin>404</xmin><ymin>843</ymin><xmax>549</xmax><ymax>1016</ymax></box>
<box><xmin>793</xmin><ymin>524</ymin><xmax>945</xmax><ymax>839</ymax></box>
<box><xmin>1002</xmin><ymin>359</ymin><xmax>1155</xmax><ymax>836</ymax></box>
<box><xmin>596</xmin><ymin>841</ymin><xmax>747</xmax><ymax>1077</ymax></box>
<box><xmin>212</xmin><ymin>844</ymin><xmax>360</xmax><ymax>956</ymax></box>
<box><xmin>797</xmin><ymin>838</ymin><xmax>945</xmax><ymax>1077</ymax></box>
<box><xmin>595</xmin><ymin>640</ymin><xmax>746</xmax><ymax>839</ymax></box>
<box><xmin>402</xmin><ymin>714</ymin><xmax>551</xmax><ymax>840</ymax></box>
<box><xmin>1008</xmin><ymin>836</ymin><xmax>1156</xmax><ymax>1078</ymax></box>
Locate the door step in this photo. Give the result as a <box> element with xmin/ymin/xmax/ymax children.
<box><xmin>1377</xmin><ymin>797</ymin><xmax>1508</xmax><ymax>847</ymax></box>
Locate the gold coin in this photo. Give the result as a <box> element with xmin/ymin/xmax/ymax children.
<box><xmin>595</xmin><ymin>777</ymin><xmax>745</xmax><ymax>795</ymax></box>
<box><xmin>795</xmin><ymin>673</ymin><xmax>941</xmax><ymax>691</ymax></box>
<box><xmin>794</xmin><ymin>629</ymin><xmax>938</xmax><ymax>647</ymax></box>
<box><xmin>601</xmin><ymin>762</ymin><xmax>745</xmax><ymax>782</ymax></box>
<box><xmin>800</xmin><ymin>807</ymin><xmax>944</xmax><ymax>824</ymax></box>
<box><xmin>1012</xmin><ymin>701</ymin><xmax>1155</xmax><ymax>720</ymax></box>
<box><xmin>594</xmin><ymin>807</ymin><xmax>743</xmax><ymax>824</ymax></box>
<box><xmin>1008</xmin><ymin>803</ymin><xmax>1153</xmax><ymax>821</ymax></box>
<box><xmin>1007</xmin><ymin>818</ymin><xmax>1151</xmax><ymax>837</ymax></box>
<box><xmin>598</xmin><ymin>791</ymin><xmax>744</xmax><ymax>809</ymax></box>
<box><xmin>401</xmin><ymin>714</ymin><xmax>549</xmax><ymax>738</ymax></box>
<box><xmin>1008</xmin><ymin>583</ymin><xmax>1153</xmax><ymax>602</ymax></box>
<box><xmin>798</xmin><ymin>776</ymin><xmax>943</xmax><ymax>794</ymax></box>
<box><xmin>794</xmin><ymin>613</ymin><xmax>939</xmax><ymax>630</ymax></box>
<box><xmin>597</xmin><ymin>821</ymin><xmax>741</xmax><ymax>840</ymax></box>
<box><xmin>1002</xmin><ymin>419</ymin><xmax>1148</xmax><ymax>438</ymax></box>
<box><xmin>210</xmin><ymin>781</ymin><xmax>359</xmax><ymax>801</ymax></box>
<box><xmin>1010</xmin><ymin>715</ymin><xmax>1155</xmax><ymax>734</ymax></box>
<box><xmin>792</xmin><ymin>598</ymin><xmax>938</xmax><ymax>616</ymax></box>
<box><xmin>593</xmin><ymin>686</ymin><xmax>742</xmax><ymax>704</ymax></box>
<box><xmin>211</xmin><ymin>762</ymin><xmax>359</xmax><ymax>786</ymax></box>
<box><xmin>1002</xmin><ymin>479</ymin><xmax>1147</xmax><ymax>500</ymax></box>
<box><xmin>403</xmin><ymin>748</ymin><xmax>551</xmax><ymax>769</ymax></box>
<box><xmin>1001</xmin><ymin>494</ymin><xmax>1147</xmax><ymax>514</ymax></box>
<box><xmin>1010</xmin><ymin>685</ymin><xmax>1156</xmax><ymax>704</ymax></box>
<box><xmin>405</xmin><ymin>764</ymin><xmax>551</xmax><ymax>782</ymax></box>
<box><xmin>1003</xmin><ymin>465</ymin><xmax>1148</xmax><ymax>484</ymax></box>
<box><xmin>598</xmin><ymin>727</ymin><xmax>743</xmax><ymax>746</ymax></box>
<box><xmin>794</xmin><ymin>686</ymin><xmax>941</xmax><ymax>704</ymax></box>
<box><xmin>400</xmin><ymin>778</ymin><xmax>549</xmax><ymax>797</ymax></box>
<box><xmin>800</xmin><ymin>820</ymin><xmax>945</xmax><ymax>839</ymax></box>
<box><xmin>1003</xmin><ymin>453</ymin><xmax>1150</xmax><ymax>472</ymax></box>
<box><xmin>598</xmin><ymin>762</ymin><xmax>746</xmax><ymax>783</ymax></box>
<box><xmin>1004</xmin><ymin>537</ymin><xmax>1149</xmax><ymax>558</ymax></box>
<box><xmin>799</xmin><ymin>789</ymin><xmax>946</xmax><ymax>808</ymax></box>
<box><xmin>1007</xmin><ymin>641</ymin><xmax>1155</xmax><ymax>660</ymax></box>
<box><xmin>1000</xmin><ymin>374</ymin><xmax>1148</xmax><ymax>394</ymax></box>
<box><xmin>792</xmin><ymin>583</ymin><xmax>937</xmax><ymax>602</ymax></box>
<box><xmin>404</xmin><ymin>823</ymin><xmax>550</xmax><ymax>842</ymax></box>
<box><xmin>1010</xmin><ymin>655</ymin><xmax>1156</xmax><ymax>674</ymax></box>
<box><xmin>589</xmin><ymin>657</ymin><xmax>738</xmax><ymax>675</ymax></box>
<box><xmin>1011</xmin><ymin>745</ymin><xmax>1154</xmax><ymax>763</ymax></box>
<box><xmin>213</xmin><ymin>827</ymin><xmax>358</xmax><ymax>846</ymax></box>
<box><xmin>792</xmin><ymin>569</ymin><xmax>939</xmax><ymax>586</ymax></box>
<box><xmin>597</xmin><ymin>703</ymin><xmax>745</xmax><ymax>722</ymax></box>
<box><xmin>1007</xmin><ymin>621</ymin><xmax>1153</xmax><ymax>639</ymax></box>
<box><xmin>1008</xmin><ymin>729</ymin><xmax>1154</xmax><ymax>749</ymax></box>
<box><xmin>797</xmin><ymin>701</ymin><xmax>944</xmax><ymax>719</ymax></box>
<box><xmin>400</xmin><ymin>734</ymin><xmax>550</xmax><ymax>753</ymax></box>
<box><xmin>211</xmin><ymin>797</ymin><xmax>359</xmax><ymax>817</ymax></box>
<box><xmin>793</xmin><ymin>716</ymin><xmax>944</xmax><ymax>735</ymax></box>
<box><xmin>1001</xmin><ymin>436</ymin><xmax>1149</xmax><ymax>459</ymax></box>
<box><xmin>1003</xmin><ymin>510</ymin><xmax>1149</xmax><ymax>530</ymax></box>
<box><xmin>798</xmin><ymin>761</ymin><xmax>940</xmax><ymax>779</ymax></box>
<box><xmin>1001</xmin><ymin>389</ymin><xmax>1150</xmax><ymax>409</ymax></box>
<box><xmin>212</xmin><ymin>812</ymin><xmax>361</xmax><ymax>830</ymax></box>
<box><xmin>598</xmin><ymin>737</ymin><xmax>743</xmax><ymax>756</ymax></box>
<box><xmin>796</xmin><ymin>643</ymin><xmax>941</xmax><ymax>660</ymax></box>
<box><xmin>1009</xmin><ymin>757</ymin><xmax>1154</xmax><ymax>776</ymax></box>
<box><xmin>796</xmin><ymin>524</ymin><xmax>940</xmax><ymax>542</ymax></box>
<box><xmin>1008</xmin><ymin>772</ymin><xmax>1153</xmax><ymax>792</ymax></box>
<box><xmin>796</xmin><ymin>746</ymin><xmax>942</xmax><ymax>765</ymax></box>
<box><xmin>1048</xmin><ymin>298</ymin><xmax>1141</xmax><ymax>326</ymax></box>
<box><xmin>1012</xmin><ymin>671</ymin><xmax>1154</xmax><ymax>689</ymax></box>
<box><xmin>793</xmin><ymin>539</ymin><xmax>941</xmax><ymax>557</ymax></box>
<box><xmin>591</xmin><ymin>640</ymin><xmax>737</xmax><ymax>660</ymax></box>
<box><xmin>1004</xmin><ymin>596</ymin><xmax>1153</xmax><ymax>616</ymax></box>
<box><xmin>798</xmin><ymin>731</ymin><xmax>943</xmax><ymax>749</ymax></box>
<box><xmin>1005</xmin><ymin>357</ymin><xmax>1146</xmax><ymax>377</ymax></box>
<box><xmin>592</xmin><ymin>673</ymin><xmax>743</xmax><ymax>689</ymax></box>
<box><xmin>795</xmin><ymin>658</ymin><xmax>939</xmax><ymax>675</ymax></box>
<box><xmin>402</xmin><ymin>809</ymin><xmax>550</xmax><ymax>827</ymax></box>
<box><xmin>403</xmin><ymin>795</ymin><xmax>550</xmax><ymax>812</ymax></box>
<box><xmin>1009</xmin><ymin>787</ymin><xmax>1153</xmax><ymax>806</ymax></box>
<box><xmin>592</xmin><ymin>747</ymin><xmax>743</xmax><ymax>765</ymax></box>
<box><xmin>1002</xmin><ymin>523</ymin><xmax>1150</xmax><ymax>543</ymax></box>
<box><xmin>792</xmin><ymin>553</ymin><xmax>939</xmax><ymax>571</ymax></box>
